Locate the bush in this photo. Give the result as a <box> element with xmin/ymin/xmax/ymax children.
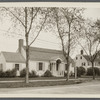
<box><xmin>0</xmin><ymin>70</ymin><xmax>4</xmax><ymax>77</ymax></box>
<box><xmin>87</xmin><ymin>67</ymin><xmax>100</xmax><ymax>76</ymax></box>
<box><xmin>43</xmin><ymin>70</ymin><xmax>53</xmax><ymax>77</ymax></box>
<box><xmin>20</xmin><ymin>69</ymin><xmax>26</xmax><ymax>77</ymax></box>
<box><xmin>64</xmin><ymin>71</ymin><xmax>67</xmax><ymax>77</ymax></box>
<box><xmin>77</xmin><ymin>66</ymin><xmax>86</xmax><ymax>77</ymax></box>
<box><xmin>29</xmin><ymin>70</ymin><xmax>38</xmax><ymax>78</ymax></box>
<box><xmin>0</xmin><ymin>68</ymin><xmax>16</xmax><ymax>78</ymax></box>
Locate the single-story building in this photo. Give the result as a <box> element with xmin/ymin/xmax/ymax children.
<box><xmin>0</xmin><ymin>39</ymin><xmax>74</xmax><ymax>77</ymax></box>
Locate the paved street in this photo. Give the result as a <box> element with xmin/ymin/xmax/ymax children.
<box><xmin>0</xmin><ymin>80</ymin><xmax>100</xmax><ymax>94</ymax></box>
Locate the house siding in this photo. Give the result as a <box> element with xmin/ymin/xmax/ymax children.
<box><xmin>74</xmin><ymin>54</ymin><xmax>89</xmax><ymax>70</ymax></box>
<box><xmin>5</xmin><ymin>62</ymin><xmax>25</xmax><ymax>71</ymax></box>
<box><xmin>29</xmin><ymin>60</ymin><xmax>49</xmax><ymax>76</ymax></box>
<box><xmin>74</xmin><ymin>54</ymin><xmax>100</xmax><ymax>70</ymax></box>
<box><xmin>0</xmin><ymin>53</ymin><xmax>6</xmax><ymax>71</ymax></box>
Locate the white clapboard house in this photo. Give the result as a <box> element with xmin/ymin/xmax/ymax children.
<box><xmin>0</xmin><ymin>39</ymin><xmax>74</xmax><ymax>77</ymax></box>
<box><xmin>74</xmin><ymin>50</ymin><xmax>100</xmax><ymax>70</ymax></box>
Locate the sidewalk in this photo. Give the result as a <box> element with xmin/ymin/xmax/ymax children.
<box><xmin>0</xmin><ymin>77</ymin><xmax>93</xmax><ymax>83</ymax></box>
<box><xmin>0</xmin><ymin>79</ymin><xmax>67</xmax><ymax>83</ymax></box>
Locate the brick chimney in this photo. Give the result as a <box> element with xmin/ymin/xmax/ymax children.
<box><xmin>80</xmin><ymin>50</ymin><xmax>83</xmax><ymax>55</ymax></box>
<box><xmin>19</xmin><ymin>39</ymin><xmax>23</xmax><ymax>53</ymax></box>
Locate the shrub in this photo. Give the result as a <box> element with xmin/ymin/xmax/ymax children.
<box><xmin>20</xmin><ymin>69</ymin><xmax>26</xmax><ymax>77</ymax></box>
<box><xmin>0</xmin><ymin>70</ymin><xmax>4</xmax><ymax>77</ymax></box>
<box><xmin>43</xmin><ymin>70</ymin><xmax>53</xmax><ymax>77</ymax></box>
<box><xmin>70</xmin><ymin>71</ymin><xmax>74</xmax><ymax>77</ymax></box>
<box><xmin>29</xmin><ymin>70</ymin><xmax>38</xmax><ymax>78</ymax></box>
<box><xmin>77</xmin><ymin>66</ymin><xmax>86</xmax><ymax>77</ymax></box>
<box><xmin>64</xmin><ymin>71</ymin><xmax>67</xmax><ymax>77</ymax></box>
<box><xmin>87</xmin><ymin>67</ymin><xmax>100</xmax><ymax>76</ymax></box>
<box><xmin>10</xmin><ymin>68</ymin><xmax>16</xmax><ymax>77</ymax></box>
<box><xmin>0</xmin><ymin>68</ymin><xmax>16</xmax><ymax>78</ymax></box>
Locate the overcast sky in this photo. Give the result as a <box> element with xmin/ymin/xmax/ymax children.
<box><xmin>0</xmin><ymin>7</ymin><xmax>100</xmax><ymax>58</ymax></box>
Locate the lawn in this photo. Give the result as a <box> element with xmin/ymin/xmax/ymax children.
<box><xmin>0</xmin><ymin>77</ymin><xmax>67</xmax><ymax>81</ymax></box>
<box><xmin>0</xmin><ymin>80</ymin><xmax>82</xmax><ymax>88</ymax></box>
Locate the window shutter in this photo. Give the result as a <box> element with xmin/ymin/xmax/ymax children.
<box><xmin>36</xmin><ymin>62</ymin><xmax>39</xmax><ymax>71</ymax></box>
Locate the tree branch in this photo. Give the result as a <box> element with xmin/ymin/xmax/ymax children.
<box><xmin>27</xmin><ymin>8</ymin><xmax>40</xmax><ymax>34</ymax></box>
<box><xmin>29</xmin><ymin>10</ymin><xmax>48</xmax><ymax>46</ymax></box>
<box><xmin>3</xmin><ymin>7</ymin><xmax>25</xmax><ymax>27</ymax></box>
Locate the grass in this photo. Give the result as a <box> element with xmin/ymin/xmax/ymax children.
<box><xmin>0</xmin><ymin>80</ymin><xmax>82</xmax><ymax>88</ymax></box>
<box><xmin>0</xmin><ymin>77</ymin><xmax>67</xmax><ymax>81</ymax></box>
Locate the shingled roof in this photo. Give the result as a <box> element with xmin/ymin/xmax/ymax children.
<box><xmin>23</xmin><ymin>46</ymin><xmax>66</xmax><ymax>61</ymax></box>
<box><xmin>2</xmin><ymin>52</ymin><xmax>25</xmax><ymax>63</ymax></box>
<box><xmin>83</xmin><ymin>55</ymin><xmax>90</xmax><ymax>61</ymax></box>
<box><xmin>23</xmin><ymin>46</ymin><xmax>74</xmax><ymax>63</ymax></box>
<box><xmin>83</xmin><ymin>55</ymin><xmax>100</xmax><ymax>62</ymax></box>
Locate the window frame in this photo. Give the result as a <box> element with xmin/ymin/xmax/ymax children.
<box><xmin>80</xmin><ymin>56</ymin><xmax>82</xmax><ymax>59</ymax></box>
<box><xmin>15</xmin><ymin>64</ymin><xmax>19</xmax><ymax>71</ymax></box>
<box><xmin>39</xmin><ymin>62</ymin><xmax>43</xmax><ymax>71</ymax></box>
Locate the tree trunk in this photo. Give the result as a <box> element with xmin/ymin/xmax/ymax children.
<box><xmin>91</xmin><ymin>61</ymin><xmax>95</xmax><ymax>80</ymax></box>
<box><xmin>25</xmin><ymin>36</ymin><xmax>29</xmax><ymax>83</ymax></box>
<box><xmin>66</xmin><ymin>24</ymin><xmax>71</xmax><ymax>81</ymax></box>
<box><xmin>75</xmin><ymin>66</ymin><xmax>77</xmax><ymax>79</ymax></box>
<box><xmin>25</xmin><ymin>7</ymin><xmax>29</xmax><ymax>84</ymax></box>
<box><xmin>66</xmin><ymin>63</ymin><xmax>70</xmax><ymax>81</ymax></box>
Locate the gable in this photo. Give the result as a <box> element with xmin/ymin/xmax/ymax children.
<box><xmin>2</xmin><ymin>52</ymin><xmax>25</xmax><ymax>63</ymax></box>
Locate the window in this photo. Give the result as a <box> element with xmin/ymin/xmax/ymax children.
<box><xmin>15</xmin><ymin>64</ymin><xmax>19</xmax><ymax>71</ymax></box>
<box><xmin>84</xmin><ymin>62</ymin><xmax>86</xmax><ymax>66</ymax></box>
<box><xmin>76</xmin><ymin>57</ymin><xmax>78</xmax><ymax>60</ymax></box>
<box><xmin>56</xmin><ymin>63</ymin><xmax>59</xmax><ymax>71</ymax></box>
<box><xmin>56</xmin><ymin>59</ymin><xmax>61</xmax><ymax>71</ymax></box>
<box><xmin>39</xmin><ymin>62</ymin><xmax>43</xmax><ymax>70</ymax></box>
<box><xmin>80</xmin><ymin>56</ymin><xmax>82</xmax><ymax>59</ymax></box>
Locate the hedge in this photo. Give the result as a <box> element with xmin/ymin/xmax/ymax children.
<box><xmin>0</xmin><ymin>68</ymin><xmax>16</xmax><ymax>78</ymax></box>
<box><xmin>77</xmin><ymin>66</ymin><xmax>86</xmax><ymax>77</ymax></box>
<box><xmin>87</xmin><ymin>67</ymin><xmax>100</xmax><ymax>76</ymax></box>
<box><xmin>20</xmin><ymin>69</ymin><xmax>38</xmax><ymax>77</ymax></box>
<box><xmin>42</xmin><ymin>70</ymin><xmax>53</xmax><ymax>77</ymax></box>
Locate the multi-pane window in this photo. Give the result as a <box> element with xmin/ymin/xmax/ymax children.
<box><xmin>56</xmin><ymin>65</ymin><xmax>58</xmax><ymax>71</ymax></box>
<box><xmin>84</xmin><ymin>62</ymin><xmax>86</xmax><ymax>66</ymax></box>
<box><xmin>39</xmin><ymin>62</ymin><xmax>43</xmax><ymax>70</ymax></box>
<box><xmin>15</xmin><ymin>64</ymin><xmax>19</xmax><ymax>71</ymax></box>
<box><xmin>82</xmin><ymin>62</ymin><xmax>86</xmax><ymax>66</ymax></box>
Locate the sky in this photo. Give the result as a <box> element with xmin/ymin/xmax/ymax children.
<box><xmin>0</xmin><ymin>7</ymin><xmax>100</xmax><ymax>58</ymax></box>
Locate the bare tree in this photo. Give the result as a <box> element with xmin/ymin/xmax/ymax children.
<box><xmin>2</xmin><ymin>7</ymin><xmax>48</xmax><ymax>83</ymax></box>
<box><xmin>47</xmin><ymin>8</ymin><xmax>84</xmax><ymax>81</ymax></box>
